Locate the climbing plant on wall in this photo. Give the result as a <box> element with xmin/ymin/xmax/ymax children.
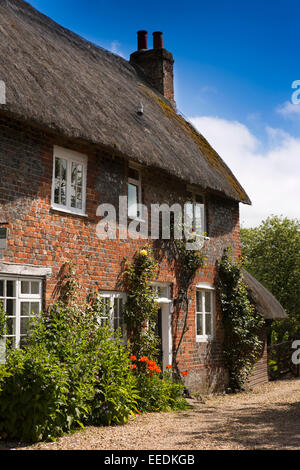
<box><xmin>122</xmin><ymin>248</ymin><xmax>160</xmax><ymax>360</ymax></box>
<box><xmin>217</xmin><ymin>249</ymin><xmax>264</xmax><ymax>392</ymax></box>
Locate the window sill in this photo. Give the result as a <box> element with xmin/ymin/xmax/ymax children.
<box><xmin>50</xmin><ymin>206</ymin><xmax>88</xmax><ymax>218</ymax></box>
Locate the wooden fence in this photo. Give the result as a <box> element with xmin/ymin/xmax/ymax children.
<box><xmin>268</xmin><ymin>340</ymin><xmax>300</xmax><ymax>380</ymax></box>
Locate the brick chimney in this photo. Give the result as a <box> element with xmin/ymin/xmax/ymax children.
<box><xmin>130</xmin><ymin>31</ymin><xmax>176</xmax><ymax>109</ymax></box>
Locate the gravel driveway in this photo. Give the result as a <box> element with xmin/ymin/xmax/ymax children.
<box><xmin>1</xmin><ymin>378</ymin><xmax>300</xmax><ymax>450</ymax></box>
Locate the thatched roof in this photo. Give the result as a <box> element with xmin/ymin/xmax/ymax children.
<box><xmin>242</xmin><ymin>269</ymin><xmax>287</xmax><ymax>320</ymax></box>
<box><xmin>0</xmin><ymin>0</ymin><xmax>251</xmax><ymax>204</ymax></box>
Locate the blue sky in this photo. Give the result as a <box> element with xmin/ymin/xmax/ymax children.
<box><xmin>29</xmin><ymin>0</ymin><xmax>300</xmax><ymax>226</ymax></box>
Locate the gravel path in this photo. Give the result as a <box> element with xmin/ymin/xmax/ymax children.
<box><xmin>1</xmin><ymin>378</ymin><xmax>300</xmax><ymax>450</ymax></box>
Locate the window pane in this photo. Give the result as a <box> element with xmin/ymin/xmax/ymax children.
<box><xmin>76</xmin><ymin>186</ymin><xmax>82</xmax><ymax>209</ymax></box>
<box><xmin>55</xmin><ymin>157</ymin><xmax>67</xmax><ymax>206</ymax></box>
<box><xmin>21</xmin><ymin>317</ymin><xmax>30</xmax><ymax>335</ymax></box>
<box><xmin>128</xmin><ymin>183</ymin><xmax>138</xmax><ymax>218</ymax></box>
<box><xmin>71</xmin><ymin>163</ymin><xmax>83</xmax><ymax>209</ymax></box>
<box><xmin>21</xmin><ymin>302</ymin><xmax>30</xmax><ymax>316</ymax></box>
<box><xmin>31</xmin><ymin>282</ymin><xmax>40</xmax><ymax>295</ymax></box>
<box><xmin>128</xmin><ymin>167</ymin><xmax>139</xmax><ymax>180</ymax></box>
<box><xmin>196</xmin><ymin>313</ymin><xmax>203</xmax><ymax>336</ymax></box>
<box><xmin>6</xmin><ymin>317</ymin><xmax>16</xmax><ymax>336</ymax></box>
<box><xmin>0</xmin><ymin>280</ymin><xmax>4</xmax><ymax>297</ymax></box>
<box><xmin>196</xmin><ymin>291</ymin><xmax>202</xmax><ymax>312</ymax></box>
<box><xmin>21</xmin><ymin>281</ymin><xmax>30</xmax><ymax>294</ymax></box>
<box><xmin>30</xmin><ymin>302</ymin><xmax>40</xmax><ymax>315</ymax></box>
<box><xmin>195</xmin><ymin>194</ymin><xmax>203</xmax><ymax>204</ymax></box>
<box><xmin>6</xmin><ymin>299</ymin><xmax>15</xmax><ymax>316</ymax></box>
<box><xmin>60</xmin><ymin>180</ymin><xmax>66</xmax><ymax>205</ymax></box>
<box><xmin>185</xmin><ymin>202</ymin><xmax>194</xmax><ymax>228</ymax></box>
<box><xmin>6</xmin><ymin>281</ymin><xmax>15</xmax><ymax>298</ymax></box>
<box><xmin>205</xmin><ymin>292</ymin><xmax>211</xmax><ymax>313</ymax></box>
<box><xmin>206</xmin><ymin>313</ymin><xmax>212</xmax><ymax>336</ymax></box>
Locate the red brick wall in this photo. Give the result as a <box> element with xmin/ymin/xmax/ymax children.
<box><xmin>0</xmin><ymin>115</ymin><xmax>244</xmax><ymax>393</ymax></box>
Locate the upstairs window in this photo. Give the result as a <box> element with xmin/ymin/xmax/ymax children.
<box><xmin>127</xmin><ymin>165</ymin><xmax>142</xmax><ymax>220</ymax></box>
<box><xmin>52</xmin><ymin>146</ymin><xmax>87</xmax><ymax>216</ymax></box>
<box><xmin>186</xmin><ymin>191</ymin><xmax>206</xmax><ymax>235</ymax></box>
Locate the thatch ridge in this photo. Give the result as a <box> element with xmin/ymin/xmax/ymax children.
<box><xmin>0</xmin><ymin>0</ymin><xmax>251</xmax><ymax>204</ymax></box>
<box><xmin>242</xmin><ymin>269</ymin><xmax>287</xmax><ymax>320</ymax></box>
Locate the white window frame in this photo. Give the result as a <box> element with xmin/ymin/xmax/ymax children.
<box><xmin>0</xmin><ymin>276</ymin><xmax>42</xmax><ymax>351</ymax></box>
<box><xmin>98</xmin><ymin>291</ymin><xmax>127</xmax><ymax>339</ymax></box>
<box><xmin>186</xmin><ymin>188</ymin><xmax>207</xmax><ymax>235</ymax></box>
<box><xmin>51</xmin><ymin>145</ymin><xmax>88</xmax><ymax>216</ymax></box>
<box><xmin>195</xmin><ymin>283</ymin><xmax>215</xmax><ymax>343</ymax></box>
<box><xmin>127</xmin><ymin>164</ymin><xmax>143</xmax><ymax>221</ymax></box>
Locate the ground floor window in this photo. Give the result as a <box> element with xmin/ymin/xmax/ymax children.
<box><xmin>98</xmin><ymin>291</ymin><xmax>126</xmax><ymax>339</ymax></box>
<box><xmin>196</xmin><ymin>286</ymin><xmax>215</xmax><ymax>341</ymax></box>
<box><xmin>0</xmin><ymin>277</ymin><xmax>42</xmax><ymax>349</ymax></box>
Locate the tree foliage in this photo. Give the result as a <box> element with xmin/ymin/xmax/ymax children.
<box><xmin>241</xmin><ymin>216</ymin><xmax>300</xmax><ymax>343</ymax></box>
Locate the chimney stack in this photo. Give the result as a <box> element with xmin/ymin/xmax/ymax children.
<box><xmin>137</xmin><ymin>30</ymin><xmax>148</xmax><ymax>51</ymax></box>
<box><xmin>130</xmin><ymin>30</ymin><xmax>176</xmax><ymax>110</ymax></box>
<box><xmin>153</xmin><ymin>31</ymin><xmax>163</xmax><ymax>49</ymax></box>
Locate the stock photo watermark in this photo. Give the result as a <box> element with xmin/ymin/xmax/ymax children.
<box><xmin>0</xmin><ymin>80</ymin><xmax>6</xmax><ymax>105</ymax></box>
<box><xmin>291</xmin><ymin>80</ymin><xmax>300</xmax><ymax>105</ymax></box>
<box><xmin>96</xmin><ymin>197</ymin><xmax>207</xmax><ymax>251</ymax></box>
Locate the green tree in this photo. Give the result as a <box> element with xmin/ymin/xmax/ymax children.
<box><xmin>241</xmin><ymin>216</ymin><xmax>300</xmax><ymax>343</ymax></box>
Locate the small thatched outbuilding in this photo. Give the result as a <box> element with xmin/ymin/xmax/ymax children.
<box><xmin>242</xmin><ymin>269</ymin><xmax>287</xmax><ymax>387</ymax></box>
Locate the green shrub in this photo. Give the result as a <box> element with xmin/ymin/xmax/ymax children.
<box><xmin>0</xmin><ymin>300</ymin><xmax>139</xmax><ymax>442</ymax></box>
<box><xmin>129</xmin><ymin>357</ymin><xmax>188</xmax><ymax>413</ymax></box>
<box><xmin>135</xmin><ymin>372</ymin><xmax>187</xmax><ymax>412</ymax></box>
<box><xmin>0</xmin><ymin>346</ymin><xmax>84</xmax><ymax>442</ymax></box>
<box><xmin>90</xmin><ymin>336</ymin><xmax>139</xmax><ymax>425</ymax></box>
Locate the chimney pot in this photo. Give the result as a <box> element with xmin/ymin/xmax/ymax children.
<box><xmin>153</xmin><ymin>31</ymin><xmax>163</xmax><ymax>49</ymax></box>
<box><xmin>137</xmin><ymin>30</ymin><xmax>148</xmax><ymax>51</ymax></box>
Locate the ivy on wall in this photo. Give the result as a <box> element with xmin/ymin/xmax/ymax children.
<box><xmin>217</xmin><ymin>249</ymin><xmax>264</xmax><ymax>392</ymax></box>
<box><xmin>122</xmin><ymin>248</ymin><xmax>160</xmax><ymax>360</ymax></box>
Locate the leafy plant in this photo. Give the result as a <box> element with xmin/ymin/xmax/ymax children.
<box><xmin>129</xmin><ymin>356</ymin><xmax>188</xmax><ymax>412</ymax></box>
<box><xmin>122</xmin><ymin>248</ymin><xmax>160</xmax><ymax>360</ymax></box>
<box><xmin>0</xmin><ymin>265</ymin><xmax>139</xmax><ymax>442</ymax></box>
<box><xmin>217</xmin><ymin>248</ymin><xmax>264</xmax><ymax>392</ymax></box>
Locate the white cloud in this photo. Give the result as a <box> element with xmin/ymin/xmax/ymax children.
<box><xmin>110</xmin><ymin>40</ymin><xmax>125</xmax><ymax>58</ymax></box>
<box><xmin>189</xmin><ymin>116</ymin><xmax>300</xmax><ymax>227</ymax></box>
<box><xmin>276</xmin><ymin>101</ymin><xmax>300</xmax><ymax>118</ymax></box>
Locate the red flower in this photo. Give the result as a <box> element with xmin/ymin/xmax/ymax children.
<box><xmin>166</xmin><ymin>364</ymin><xmax>172</xmax><ymax>369</ymax></box>
<box><xmin>130</xmin><ymin>364</ymin><xmax>137</xmax><ymax>370</ymax></box>
<box><xmin>130</xmin><ymin>355</ymin><xmax>137</xmax><ymax>361</ymax></box>
<box><xmin>147</xmin><ymin>360</ymin><xmax>156</xmax><ymax>366</ymax></box>
<box><xmin>138</xmin><ymin>356</ymin><xmax>149</xmax><ymax>362</ymax></box>
<box><xmin>181</xmin><ymin>371</ymin><xmax>188</xmax><ymax>376</ymax></box>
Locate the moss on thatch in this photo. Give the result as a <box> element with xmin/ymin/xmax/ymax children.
<box><xmin>0</xmin><ymin>0</ymin><xmax>251</xmax><ymax>204</ymax></box>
